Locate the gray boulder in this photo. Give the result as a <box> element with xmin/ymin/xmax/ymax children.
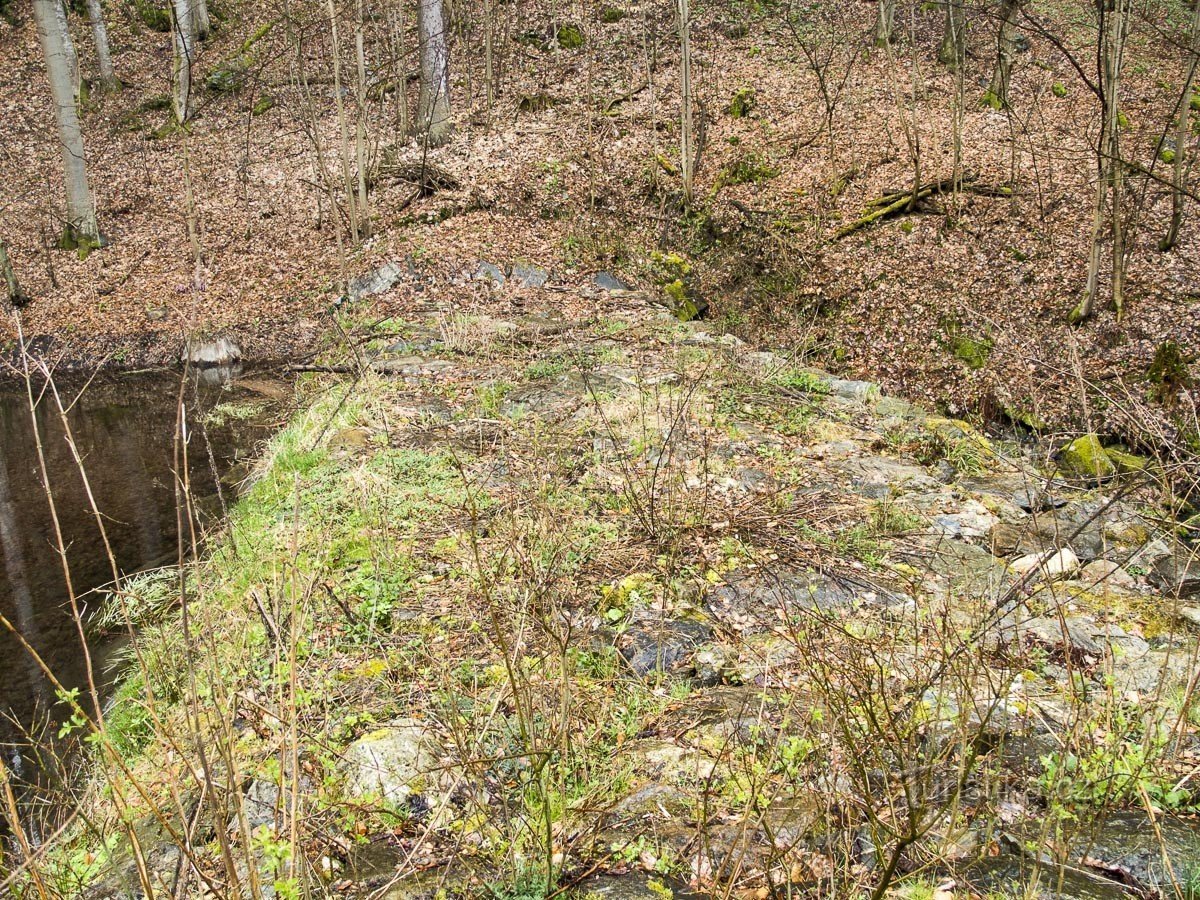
<box><xmin>1151</xmin><ymin>550</ymin><xmax>1200</xmax><ymax>597</ymax></box>
<box><xmin>593</xmin><ymin>271</ymin><xmax>629</xmax><ymax>292</ymax></box>
<box><xmin>341</xmin><ymin>718</ymin><xmax>444</xmax><ymax>807</ymax></box>
<box><xmin>510</xmin><ymin>263</ymin><xmax>550</xmax><ymax>288</ymax></box>
<box><xmin>475</xmin><ymin>261</ymin><xmax>507</xmax><ymax>285</ymax></box>
<box><xmin>349</xmin><ymin>260</ymin><xmax>404</xmax><ymax>301</ymax></box>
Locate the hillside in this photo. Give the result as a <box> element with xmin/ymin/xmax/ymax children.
<box><xmin>0</xmin><ymin>0</ymin><xmax>1198</xmax><ymax>437</ymax></box>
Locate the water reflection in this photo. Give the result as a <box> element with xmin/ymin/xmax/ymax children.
<box><xmin>0</xmin><ymin>371</ymin><xmax>278</xmax><ymax>781</ymax></box>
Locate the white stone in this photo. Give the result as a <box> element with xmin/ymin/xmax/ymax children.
<box><xmin>1011</xmin><ymin>548</ymin><xmax>1080</xmax><ymax>580</ymax></box>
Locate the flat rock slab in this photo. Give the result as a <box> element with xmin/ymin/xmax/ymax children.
<box><xmin>901</xmin><ymin>540</ymin><xmax>1012</xmax><ymax>599</ymax></box>
<box><xmin>836</xmin><ymin>455</ymin><xmax>942</xmax><ymax>498</ymax></box>
<box><xmin>619</xmin><ymin>618</ymin><xmax>713</xmax><ymax>676</ymax></box>
<box><xmin>704</xmin><ymin>570</ymin><xmax>862</xmax><ymax>631</ymax></box>
<box><xmin>372</xmin><ymin>357</ymin><xmax>456</xmax><ymax>377</ymax></box>
<box><xmin>932</xmin><ymin>499</ymin><xmax>999</xmax><ymax>541</ymax></box>
<box><xmin>501</xmin><ymin>371</ymin><xmax>627</xmax><ymax>416</ymax></box>
<box><xmin>989</xmin><ymin>500</ymin><xmax>1150</xmax><ymax>563</ymax></box>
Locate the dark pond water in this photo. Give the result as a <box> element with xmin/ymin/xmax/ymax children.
<box><xmin>0</xmin><ymin>369</ymin><xmax>285</xmax><ymax>781</ymax></box>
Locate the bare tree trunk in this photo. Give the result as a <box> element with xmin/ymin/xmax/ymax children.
<box><xmin>325</xmin><ymin>0</ymin><xmax>362</xmax><ymax>241</ymax></box>
<box><xmin>354</xmin><ymin>0</ymin><xmax>372</xmax><ymax>237</ymax></box>
<box><xmin>875</xmin><ymin>0</ymin><xmax>895</xmax><ymax>47</ymax></box>
<box><xmin>193</xmin><ymin>0</ymin><xmax>212</xmax><ymax>38</ymax></box>
<box><xmin>985</xmin><ymin>0</ymin><xmax>1023</xmax><ymax>109</ymax></box>
<box><xmin>387</xmin><ymin>2</ymin><xmax>410</xmax><ymax>139</ymax></box>
<box><xmin>1163</xmin><ymin>0</ymin><xmax>1200</xmax><ymax>251</ymax></box>
<box><xmin>678</xmin><ymin>0</ymin><xmax>695</xmax><ymax>206</ymax></box>
<box><xmin>50</xmin><ymin>0</ymin><xmax>82</xmax><ymax>105</ymax></box>
<box><xmin>1073</xmin><ymin>0</ymin><xmax>1129</xmax><ymax>324</ymax></box>
<box><xmin>0</xmin><ymin>238</ymin><xmax>28</xmax><ymax>310</ymax></box>
<box><xmin>1106</xmin><ymin>0</ymin><xmax>1129</xmax><ymax>321</ymax></box>
<box><xmin>485</xmin><ymin>0</ymin><xmax>495</xmax><ymax>110</ymax></box>
<box><xmin>172</xmin><ymin>0</ymin><xmax>194</xmax><ymax>122</ymax></box>
<box><xmin>417</xmin><ymin>0</ymin><xmax>452</xmax><ymax>145</ymax></box>
<box><xmin>181</xmin><ymin>134</ymin><xmax>205</xmax><ymax>289</ymax></box>
<box><xmin>32</xmin><ymin>0</ymin><xmax>100</xmax><ymax>252</ymax></box>
<box><xmin>85</xmin><ymin>0</ymin><xmax>119</xmax><ymax>89</ymax></box>
<box><xmin>938</xmin><ymin>0</ymin><xmax>965</xmax><ymax>70</ymax></box>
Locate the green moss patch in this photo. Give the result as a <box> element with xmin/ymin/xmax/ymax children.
<box><xmin>1148</xmin><ymin>340</ymin><xmax>1192</xmax><ymax>404</ymax></box>
<box><xmin>1059</xmin><ymin>433</ymin><xmax>1117</xmax><ymax>481</ymax></box>
<box><xmin>715</xmin><ymin>152</ymin><xmax>779</xmax><ymax>188</ymax></box>
<box><xmin>728</xmin><ymin>88</ymin><xmax>756</xmax><ymax>119</ymax></box>
<box><xmin>557</xmin><ymin>23</ymin><xmax>584</xmax><ymax>49</ymax></box>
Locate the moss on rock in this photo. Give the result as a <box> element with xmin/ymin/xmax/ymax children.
<box><xmin>715</xmin><ymin>153</ymin><xmax>778</xmax><ymax>188</ymax></box>
<box><xmin>649</xmin><ymin>251</ymin><xmax>705</xmax><ymax>321</ymax></box>
<box><xmin>1105</xmin><ymin>446</ymin><xmax>1151</xmax><ymax>475</ymax></box>
<box><xmin>728</xmin><ymin>88</ymin><xmax>756</xmax><ymax>119</ymax></box>
<box><xmin>557</xmin><ymin>23</ymin><xmax>584</xmax><ymax>49</ymax></box>
<box><xmin>1001</xmin><ymin>403</ymin><xmax>1047</xmax><ymax>432</ymax></box>
<box><xmin>207</xmin><ymin>54</ymin><xmax>253</xmax><ymax>93</ymax></box>
<box><xmin>949</xmin><ymin>333</ymin><xmax>992</xmax><ymax>369</ymax></box>
<box><xmin>251</xmin><ymin>94</ymin><xmax>276</xmax><ymax>116</ymax></box>
<box><xmin>133</xmin><ymin>0</ymin><xmax>172</xmax><ymax>32</ymax></box>
<box><xmin>1148</xmin><ymin>340</ymin><xmax>1192</xmax><ymax>404</ymax></box>
<box><xmin>1059</xmin><ymin>434</ymin><xmax>1116</xmax><ymax>481</ymax></box>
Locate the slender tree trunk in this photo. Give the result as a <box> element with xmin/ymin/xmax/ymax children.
<box><xmin>417</xmin><ymin>0</ymin><xmax>452</xmax><ymax>145</ymax></box>
<box><xmin>193</xmin><ymin>0</ymin><xmax>212</xmax><ymax>38</ymax></box>
<box><xmin>938</xmin><ymin>1</ymin><xmax>965</xmax><ymax>70</ymax></box>
<box><xmin>1106</xmin><ymin>0</ymin><xmax>1129</xmax><ymax>321</ymax></box>
<box><xmin>172</xmin><ymin>0</ymin><xmax>194</xmax><ymax>122</ymax></box>
<box><xmin>875</xmin><ymin>0</ymin><xmax>895</xmax><ymax>47</ymax></box>
<box><xmin>85</xmin><ymin>0</ymin><xmax>119</xmax><ymax>88</ymax></box>
<box><xmin>485</xmin><ymin>0</ymin><xmax>495</xmax><ymax>110</ymax></box>
<box><xmin>325</xmin><ymin>0</ymin><xmax>361</xmax><ymax>241</ymax></box>
<box><xmin>678</xmin><ymin>0</ymin><xmax>694</xmax><ymax>206</ymax></box>
<box><xmin>1163</xmin><ymin>0</ymin><xmax>1200</xmax><ymax>251</ymax></box>
<box><xmin>32</xmin><ymin>0</ymin><xmax>100</xmax><ymax>251</ymax></box>
<box><xmin>387</xmin><ymin>3</ymin><xmax>409</xmax><ymax>139</ymax></box>
<box><xmin>1073</xmin><ymin>0</ymin><xmax>1129</xmax><ymax>324</ymax></box>
<box><xmin>181</xmin><ymin>134</ymin><xmax>205</xmax><ymax>288</ymax></box>
<box><xmin>355</xmin><ymin>0</ymin><xmax>371</xmax><ymax>237</ymax></box>
<box><xmin>986</xmin><ymin>0</ymin><xmax>1023</xmax><ymax>109</ymax></box>
<box><xmin>0</xmin><ymin>239</ymin><xmax>27</xmax><ymax>310</ymax></box>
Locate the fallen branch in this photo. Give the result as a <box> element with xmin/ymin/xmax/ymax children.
<box><xmin>865</xmin><ymin>174</ymin><xmax>978</xmax><ymax>209</ymax></box>
<box><xmin>834</xmin><ymin>176</ymin><xmax>1013</xmax><ymax>239</ymax></box>
<box><xmin>603</xmin><ymin>79</ymin><xmax>649</xmax><ymax>114</ymax></box>
<box><xmin>97</xmin><ymin>249</ymin><xmax>150</xmax><ymax>296</ymax></box>
<box><xmin>833</xmin><ymin>189</ymin><xmax>937</xmax><ymax>239</ymax></box>
<box><xmin>373</xmin><ymin>158</ymin><xmax>461</xmax><ymax>193</ymax></box>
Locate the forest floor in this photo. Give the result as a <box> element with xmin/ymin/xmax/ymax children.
<box><xmin>0</xmin><ymin>0</ymin><xmax>1198</xmax><ymax>439</ymax></box>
